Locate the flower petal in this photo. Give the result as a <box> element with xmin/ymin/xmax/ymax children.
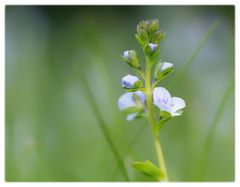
<box><xmin>149</xmin><ymin>43</ymin><xmax>158</xmax><ymax>51</ymax></box>
<box><xmin>122</xmin><ymin>75</ymin><xmax>139</xmax><ymax>88</ymax></box>
<box><xmin>118</xmin><ymin>92</ymin><xmax>135</xmax><ymax>110</ymax></box>
<box><xmin>153</xmin><ymin>101</ymin><xmax>172</xmax><ymax>113</ymax></box>
<box><xmin>123</xmin><ymin>50</ymin><xmax>129</xmax><ymax>59</ymax></box>
<box><xmin>161</xmin><ymin>62</ymin><xmax>173</xmax><ymax>71</ymax></box>
<box><xmin>118</xmin><ymin>91</ymin><xmax>146</xmax><ymax>111</ymax></box>
<box><xmin>171</xmin><ymin>97</ymin><xmax>186</xmax><ymax>113</ymax></box>
<box><xmin>127</xmin><ymin>113</ymin><xmax>138</xmax><ymax>121</ymax></box>
<box><xmin>153</xmin><ymin>87</ymin><xmax>171</xmax><ymax>105</ymax></box>
<box><xmin>171</xmin><ymin>112</ymin><xmax>182</xmax><ymax>116</ymax></box>
<box><xmin>136</xmin><ymin>91</ymin><xmax>146</xmax><ymax>103</ymax></box>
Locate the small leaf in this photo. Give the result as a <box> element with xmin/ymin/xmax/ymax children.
<box><xmin>154</xmin><ymin>117</ymin><xmax>172</xmax><ymax>132</ymax></box>
<box><xmin>151</xmin><ymin>31</ymin><xmax>165</xmax><ymax>43</ymax></box>
<box><xmin>154</xmin><ymin>61</ymin><xmax>174</xmax><ymax>80</ymax></box>
<box><xmin>150</xmin><ymin>50</ymin><xmax>160</xmax><ymax>62</ymax></box>
<box><xmin>132</xmin><ymin>112</ymin><xmax>146</xmax><ymax>120</ymax></box>
<box><xmin>121</xmin><ymin>51</ymin><xmax>140</xmax><ymax>70</ymax></box>
<box><xmin>160</xmin><ymin>111</ymin><xmax>171</xmax><ymax>117</ymax></box>
<box><xmin>135</xmin><ymin>34</ymin><xmax>144</xmax><ymax>48</ymax></box>
<box><xmin>144</xmin><ymin>44</ymin><xmax>152</xmax><ymax>56</ymax></box>
<box><xmin>132</xmin><ymin>160</ymin><xmax>164</xmax><ymax>179</ymax></box>
<box><xmin>121</xmin><ymin>106</ymin><xmax>143</xmax><ymax>114</ymax></box>
<box><xmin>134</xmin><ymin>80</ymin><xmax>143</xmax><ymax>88</ymax></box>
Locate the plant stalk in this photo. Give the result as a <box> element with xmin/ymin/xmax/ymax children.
<box><xmin>145</xmin><ymin>59</ymin><xmax>169</xmax><ymax>181</ymax></box>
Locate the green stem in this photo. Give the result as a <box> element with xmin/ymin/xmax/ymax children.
<box><xmin>145</xmin><ymin>61</ymin><xmax>155</xmax><ymax>129</ymax></box>
<box><xmin>153</xmin><ymin>133</ymin><xmax>169</xmax><ymax>181</ymax></box>
<box><xmin>145</xmin><ymin>60</ymin><xmax>169</xmax><ymax>181</ymax></box>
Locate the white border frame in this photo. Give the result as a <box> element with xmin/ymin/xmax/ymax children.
<box><xmin>1</xmin><ymin>1</ymin><xmax>238</xmax><ymax>186</ymax></box>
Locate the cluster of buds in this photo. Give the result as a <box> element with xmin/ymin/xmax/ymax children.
<box><xmin>136</xmin><ymin>19</ymin><xmax>164</xmax><ymax>60</ymax></box>
<box><xmin>121</xmin><ymin>19</ymin><xmax>165</xmax><ymax>71</ymax></box>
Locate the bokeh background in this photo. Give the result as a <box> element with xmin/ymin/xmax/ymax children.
<box><xmin>5</xmin><ymin>6</ymin><xmax>234</xmax><ymax>181</ymax></box>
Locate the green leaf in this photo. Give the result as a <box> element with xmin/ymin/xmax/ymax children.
<box><xmin>151</xmin><ymin>31</ymin><xmax>165</xmax><ymax>44</ymax></box>
<box><xmin>132</xmin><ymin>160</ymin><xmax>164</xmax><ymax>179</ymax></box>
<box><xmin>121</xmin><ymin>106</ymin><xmax>143</xmax><ymax>114</ymax></box>
<box><xmin>148</xmin><ymin>20</ymin><xmax>159</xmax><ymax>34</ymax></box>
<box><xmin>144</xmin><ymin>44</ymin><xmax>152</xmax><ymax>56</ymax></box>
<box><xmin>154</xmin><ymin>61</ymin><xmax>174</xmax><ymax>80</ymax></box>
<box><xmin>134</xmin><ymin>80</ymin><xmax>143</xmax><ymax>88</ymax></box>
<box><xmin>150</xmin><ymin>50</ymin><xmax>160</xmax><ymax>62</ymax></box>
<box><xmin>121</xmin><ymin>50</ymin><xmax>140</xmax><ymax>70</ymax></box>
<box><xmin>154</xmin><ymin>117</ymin><xmax>172</xmax><ymax>132</ymax></box>
<box><xmin>135</xmin><ymin>34</ymin><xmax>144</xmax><ymax>48</ymax></box>
<box><xmin>160</xmin><ymin>111</ymin><xmax>171</xmax><ymax>117</ymax></box>
<box><xmin>132</xmin><ymin>112</ymin><xmax>146</xmax><ymax>120</ymax></box>
<box><xmin>144</xmin><ymin>46</ymin><xmax>160</xmax><ymax>63</ymax></box>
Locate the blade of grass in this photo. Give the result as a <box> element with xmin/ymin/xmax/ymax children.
<box><xmin>169</xmin><ymin>21</ymin><xmax>219</xmax><ymax>88</ymax></box>
<box><xmin>79</xmin><ymin>72</ymin><xmax>130</xmax><ymax>181</ymax></box>
<box><xmin>111</xmin><ymin>123</ymin><xmax>148</xmax><ymax>179</ymax></box>
<box><xmin>198</xmin><ymin>80</ymin><xmax>234</xmax><ymax>180</ymax></box>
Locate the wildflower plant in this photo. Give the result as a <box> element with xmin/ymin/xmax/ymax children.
<box><xmin>118</xmin><ymin>19</ymin><xmax>186</xmax><ymax>181</ymax></box>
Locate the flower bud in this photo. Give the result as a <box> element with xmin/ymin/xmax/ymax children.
<box><xmin>138</xmin><ymin>29</ymin><xmax>149</xmax><ymax>45</ymax></box>
<box><xmin>148</xmin><ymin>19</ymin><xmax>159</xmax><ymax>35</ymax></box>
<box><xmin>151</xmin><ymin>31</ymin><xmax>165</xmax><ymax>44</ymax></box>
<box><xmin>137</xmin><ymin>21</ymin><xmax>148</xmax><ymax>34</ymax></box>
<box><xmin>149</xmin><ymin>43</ymin><xmax>158</xmax><ymax>51</ymax></box>
<box><xmin>136</xmin><ymin>19</ymin><xmax>164</xmax><ymax>48</ymax></box>
<box><xmin>121</xmin><ymin>75</ymin><xmax>142</xmax><ymax>89</ymax></box>
<box><xmin>144</xmin><ymin>43</ymin><xmax>159</xmax><ymax>61</ymax></box>
<box><xmin>154</xmin><ymin>61</ymin><xmax>174</xmax><ymax>80</ymax></box>
<box><xmin>121</xmin><ymin>50</ymin><xmax>140</xmax><ymax>69</ymax></box>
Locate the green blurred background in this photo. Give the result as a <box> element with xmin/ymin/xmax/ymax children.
<box><xmin>5</xmin><ymin>6</ymin><xmax>234</xmax><ymax>181</ymax></box>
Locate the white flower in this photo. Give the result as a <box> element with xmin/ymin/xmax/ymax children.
<box><xmin>161</xmin><ymin>62</ymin><xmax>173</xmax><ymax>71</ymax></box>
<box><xmin>148</xmin><ymin>43</ymin><xmax>158</xmax><ymax>51</ymax></box>
<box><xmin>153</xmin><ymin>87</ymin><xmax>185</xmax><ymax>116</ymax></box>
<box><xmin>122</xmin><ymin>75</ymin><xmax>139</xmax><ymax>89</ymax></box>
<box><xmin>118</xmin><ymin>91</ymin><xmax>146</xmax><ymax>120</ymax></box>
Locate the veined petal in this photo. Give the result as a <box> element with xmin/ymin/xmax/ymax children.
<box><xmin>171</xmin><ymin>97</ymin><xmax>186</xmax><ymax>113</ymax></box>
<box><xmin>153</xmin><ymin>101</ymin><xmax>172</xmax><ymax>113</ymax></box>
<box><xmin>153</xmin><ymin>87</ymin><xmax>171</xmax><ymax>105</ymax></box>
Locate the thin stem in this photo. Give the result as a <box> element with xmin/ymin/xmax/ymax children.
<box><xmin>153</xmin><ymin>133</ymin><xmax>169</xmax><ymax>181</ymax></box>
<box><xmin>169</xmin><ymin>21</ymin><xmax>219</xmax><ymax>88</ymax></box>
<box><xmin>136</xmin><ymin>68</ymin><xmax>145</xmax><ymax>80</ymax></box>
<box><xmin>198</xmin><ymin>80</ymin><xmax>234</xmax><ymax>180</ymax></box>
<box><xmin>145</xmin><ymin>59</ymin><xmax>169</xmax><ymax>181</ymax></box>
<box><xmin>145</xmin><ymin>61</ymin><xmax>155</xmax><ymax>129</ymax></box>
